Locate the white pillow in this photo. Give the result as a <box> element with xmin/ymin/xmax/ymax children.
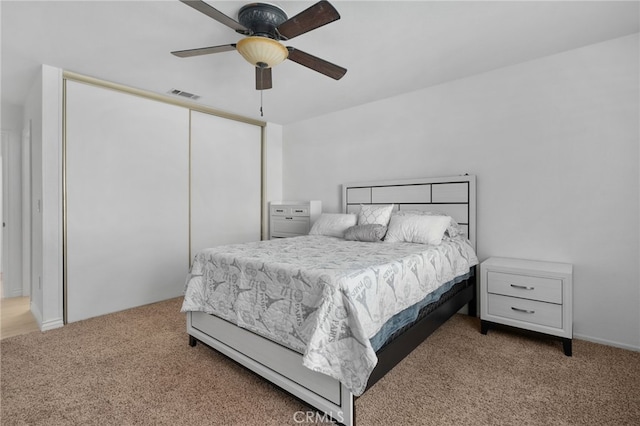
<box><xmin>394</xmin><ymin>210</ymin><xmax>465</xmax><ymax>238</ymax></box>
<box><xmin>358</xmin><ymin>204</ymin><xmax>394</xmax><ymax>226</ymax></box>
<box><xmin>308</xmin><ymin>213</ymin><xmax>357</xmax><ymax>238</ymax></box>
<box><xmin>384</xmin><ymin>214</ymin><xmax>452</xmax><ymax>245</ymax></box>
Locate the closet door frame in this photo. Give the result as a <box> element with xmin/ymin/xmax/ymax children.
<box><xmin>62</xmin><ymin>71</ymin><xmax>266</xmax><ymax>324</ymax></box>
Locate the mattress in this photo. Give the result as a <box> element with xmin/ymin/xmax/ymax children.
<box><xmin>369</xmin><ymin>271</ymin><xmax>473</xmax><ymax>352</ymax></box>
<box><xmin>181</xmin><ymin>235</ymin><xmax>478</xmax><ymax>395</ymax></box>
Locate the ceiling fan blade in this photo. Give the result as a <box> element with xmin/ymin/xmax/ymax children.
<box><xmin>256</xmin><ymin>67</ymin><xmax>273</xmax><ymax>90</ymax></box>
<box><xmin>171</xmin><ymin>44</ymin><xmax>236</xmax><ymax>58</ymax></box>
<box><xmin>180</xmin><ymin>0</ymin><xmax>249</xmax><ymax>34</ymax></box>
<box><xmin>286</xmin><ymin>47</ymin><xmax>347</xmax><ymax>80</ymax></box>
<box><xmin>276</xmin><ymin>1</ymin><xmax>340</xmax><ymax>40</ymax></box>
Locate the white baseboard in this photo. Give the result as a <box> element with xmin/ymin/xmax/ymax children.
<box><xmin>30</xmin><ymin>301</ymin><xmax>43</xmax><ymax>330</ymax></box>
<box><xmin>574</xmin><ymin>333</ymin><xmax>639</xmax><ymax>352</ymax></box>
<box><xmin>41</xmin><ymin>318</ymin><xmax>64</xmax><ymax>331</ymax></box>
<box><xmin>30</xmin><ymin>300</ymin><xmax>64</xmax><ymax>331</ymax></box>
<box><xmin>4</xmin><ymin>288</ymin><xmax>23</xmax><ymax>298</ymax></box>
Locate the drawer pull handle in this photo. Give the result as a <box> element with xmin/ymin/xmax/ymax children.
<box><xmin>285</xmin><ymin>217</ymin><xmax>293</xmax><ymax>220</ymax></box>
<box><xmin>511</xmin><ymin>307</ymin><xmax>535</xmax><ymax>314</ymax></box>
<box><xmin>294</xmin><ymin>209</ymin><xmax>304</xmax><ymax>213</ymax></box>
<box><xmin>510</xmin><ymin>284</ymin><xmax>534</xmax><ymax>290</ymax></box>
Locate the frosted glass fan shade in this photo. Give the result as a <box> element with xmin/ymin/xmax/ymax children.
<box><xmin>236</xmin><ymin>37</ymin><xmax>288</xmax><ymax>68</ymax></box>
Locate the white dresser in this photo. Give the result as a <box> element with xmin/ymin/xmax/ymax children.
<box><xmin>269</xmin><ymin>201</ymin><xmax>322</xmax><ymax>239</ymax></box>
<box><xmin>480</xmin><ymin>257</ymin><xmax>573</xmax><ymax>356</ymax></box>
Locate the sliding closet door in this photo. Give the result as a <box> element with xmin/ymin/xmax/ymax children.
<box><xmin>190</xmin><ymin>111</ymin><xmax>261</xmax><ymax>256</ymax></box>
<box><xmin>65</xmin><ymin>81</ymin><xmax>189</xmax><ymax>323</ymax></box>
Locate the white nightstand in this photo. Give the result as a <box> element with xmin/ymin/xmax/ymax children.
<box><xmin>480</xmin><ymin>257</ymin><xmax>573</xmax><ymax>356</ymax></box>
<box><xmin>269</xmin><ymin>201</ymin><xmax>321</xmax><ymax>239</ymax></box>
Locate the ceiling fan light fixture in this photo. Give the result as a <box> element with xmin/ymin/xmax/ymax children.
<box><xmin>174</xmin><ymin>1</ymin><xmax>346</xmax><ymax>90</ymax></box>
<box><xmin>236</xmin><ymin>36</ymin><xmax>288</xmax><ymax>68</ymax></box>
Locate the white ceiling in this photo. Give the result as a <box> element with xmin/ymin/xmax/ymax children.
<box><xmin>2</xmin><ymin>0</ymin><xmax>639</xmax><ymax>125</ymax></box>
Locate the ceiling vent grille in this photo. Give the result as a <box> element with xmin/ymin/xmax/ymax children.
<box><xmin>168</xmin><ymin>88</ymin><xmax>201</xmax><ymax>100</ymax></box>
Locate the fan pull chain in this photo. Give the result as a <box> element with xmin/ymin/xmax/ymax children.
<box><xmin>259</xmin><ymin>68</ymin><xmax>264</xmax><ymax>117</ymax></box>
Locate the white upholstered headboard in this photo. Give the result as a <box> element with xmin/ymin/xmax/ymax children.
<box><xmin>342</xmin><ymin>175</ymin><xmax>477</xmax><ymax>251</ymax></box>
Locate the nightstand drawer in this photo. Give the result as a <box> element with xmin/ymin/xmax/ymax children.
<box><xmin>271</xmin><ymin>216</ymin><xmax>309</xmax><ymax>236</ymax></box>
<box><xmin>487</xmin><ymin>294</ymin><xmax>562</xmax><ymax>329</ymax></box>
<box><xmin>487</xmin><ymin>271</ymin><xmax>562</xmax><ymax>304</ymax></box>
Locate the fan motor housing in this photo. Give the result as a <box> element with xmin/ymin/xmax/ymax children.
<box><xmin>238</xmin><ymin>3</ymin><xmax>288</xmax><ymax>38</ymax></box>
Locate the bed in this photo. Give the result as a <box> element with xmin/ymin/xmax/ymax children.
<box><xmin>182</xmin><ymin>175</ymin><xmax>477</xmax><ymax>426</ymax></box>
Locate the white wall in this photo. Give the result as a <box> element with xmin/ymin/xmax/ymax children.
<box><xmin>283</xmin><ymin>34</ymin><xmax>640</xmax><ymax>350</ymax></box>
<box><xmin>41</xmin><ymin>65</ymin><xmax>64</xmax><ymax>330</ymax></box>
<box><xmin>1</xmin><ymin>103</ymin><xmax>24</xmax><ymax>298</ymax></box>
<box><xmin>22</xmin><ymin>113</ymin><xmax>31</xmax><ymax>297</ymax></box>
<box><xmin>23</xmin><ymin>68</ymin><xmax>43</xmax><ymax>322</ymax></box>
<box><xmin>23</xmin><ymin>65</ymin><xmax>64</xmax><ymax>330</ymax></box>
<box><xmin>263</xmin><ymin>123</ymin><xmax>283</xmax><ymax>239</ymax></box>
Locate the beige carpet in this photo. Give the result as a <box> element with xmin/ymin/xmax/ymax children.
<box><xmin>1</xmin><ymin>298</ymin><xmax>638</xmax><ymax>425</ymax></box>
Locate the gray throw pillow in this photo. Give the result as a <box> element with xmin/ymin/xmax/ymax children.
<box><xmin>344</xmin><ymin>224</ymin><xmax>387</xmax><ymax>242</ymax></box>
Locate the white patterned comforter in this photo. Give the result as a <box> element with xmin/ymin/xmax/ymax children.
<box><xmin>181</xmin><ymin>235</ymin><xmax>478</xmax><ymax>396</ymax></box>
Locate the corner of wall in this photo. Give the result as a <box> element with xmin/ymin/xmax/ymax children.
<box><xmin>23</xmin><ymin>64</ymin><xmax>64</xmax><ymax>329</ymax></box>
<box><xmin>40</xmin><ymin>65</ymin><xmax>64</xmax><ymax>326</ymax></box>
<box><xmin>23</xmin><ymin>66</ymin><xmax>43</xmax><ymax>328</ymax></box>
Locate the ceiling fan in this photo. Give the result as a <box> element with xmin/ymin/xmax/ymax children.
<box><xmin>172</xmin><ymin>0</ymin><xmax>347</xmax><ymax>90</ymax></box>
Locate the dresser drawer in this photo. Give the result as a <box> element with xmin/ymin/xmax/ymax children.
<box><xmin>487</xmin><ymin>293</ymin><xmax>562</xmax><ymax>329</ymax></box>
<box><xmin>270</xmin><ymin>206</ymin><xmax>290</xmax><ymax>216</ymax></box>
<box><xmin>271</xmin><ymin>216</ymin><xmax>310</xmax><ymax>236</ymax></box>
<box><xmin>487</xmin><ymin>271</ymin><xmax>562</xmax><ymax>304</ymax></box>
<box><xmin>290</xmin><ymin>206</ymin><xmax>309</xmax><ymax>216</ymax></box>
<box><xmin>271</xmin><ymin>206</ymin><xmax>310</xmax><ymax>217</ymax></box>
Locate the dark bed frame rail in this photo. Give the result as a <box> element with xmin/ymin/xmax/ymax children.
<box><xmin>364</xmin><ymin>267</ymin><xmax>476</xmax><ymax>393</ymax></box>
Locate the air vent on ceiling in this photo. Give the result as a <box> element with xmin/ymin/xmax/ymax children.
<box><xmin>168</xmin><ymin>88</ymin><xmax>201</xmax><ymax>100</ymax></box>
